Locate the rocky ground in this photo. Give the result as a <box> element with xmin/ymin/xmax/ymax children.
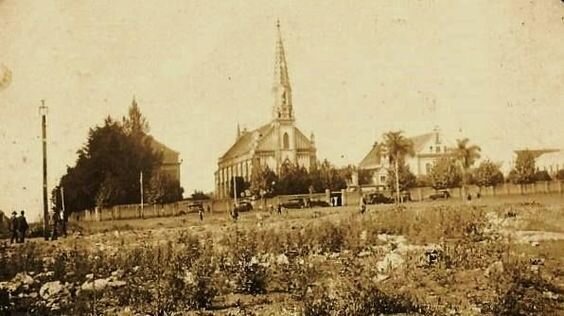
<box><xmin>1</xmin><ymin>196</ymin><xmax>564</xmax><ymax>315</ymax></box>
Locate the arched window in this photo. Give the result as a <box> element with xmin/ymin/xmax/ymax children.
<box><xmin>283</xmin><ymin>132</ymin><xmax>290</xmax><ymax>149</ymax></box>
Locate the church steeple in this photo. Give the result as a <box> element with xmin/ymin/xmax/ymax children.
<box><xmin>272</xmin><ymin>20</ymin><xmax>294</xmax><ymax>122</ymax></box>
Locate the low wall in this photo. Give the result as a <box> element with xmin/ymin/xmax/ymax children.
<box><xmin>69</xmin><ymin>199</ymin><xmax>215</xmax><ymax>223</ymax></box>
<box><xmin>406</xmin><ymin>180</ymin><xmax>564</xmax><ymax>201</ymax></box>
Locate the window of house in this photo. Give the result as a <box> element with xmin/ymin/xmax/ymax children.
<box><xmin>429</xmin><ymin>146</ymin><xmax>433</xmax><ymax>152</ymax></box>
<box><xmin>426</xmin><ymin>163</ymin><xmax>432</xmax><ymax>174</ymax></box>
<box><xmin>436</xmin><ymin>146</ymin><xmax>441</xmax><ymax>153</ymax></box>
<box><xmin>380</xmin><ymin>176</ymin><xmax>386</xmax><ymax>183</ymax></box>
<box><xmin>283</xmin><ymin>132</ymin><xmax>290</xmax><ymax>149</ymax></box>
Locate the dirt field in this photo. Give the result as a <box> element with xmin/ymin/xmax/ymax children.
<box><xmin>1</xmin><ymin>194</ymin><xmax>564</xmax><ymax>315</ymax></box>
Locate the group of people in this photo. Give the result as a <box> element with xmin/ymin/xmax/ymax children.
<box><xmin>8</xmin><ymin>210</ymin><xmax>29</xmax><ymax>244</ymax></box>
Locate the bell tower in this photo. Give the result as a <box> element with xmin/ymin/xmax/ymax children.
<box><xmin>272</xmin><ymin>20</ymin><xmax>294</xmax><ymax>122</ymax></box>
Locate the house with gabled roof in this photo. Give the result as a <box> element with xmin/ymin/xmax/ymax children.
<box><xmin>358</xmin><ymin>128</ymin><xmax>454</xmax><ymax>188</ymax></box>
<box><xmin>214</xmin><ymin>22</ymin><xmax>316</xmax><ymax>199</ymax></box>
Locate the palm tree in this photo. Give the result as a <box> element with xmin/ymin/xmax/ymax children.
<box><xmin>383</xmin><ymin>131</ymin><xmax>414</xmax><ymax>204</ymax></box>
<box><xmin>454</xmin><ymin>138</ymin><xmax>481</xmax><ymax>200</ymax></box>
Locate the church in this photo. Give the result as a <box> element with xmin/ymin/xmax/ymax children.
<box><xmin>214</xmin><ymin>22</ymin><xmax>317</xmax><ymax>199</ymax></box>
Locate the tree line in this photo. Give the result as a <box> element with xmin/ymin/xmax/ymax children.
<box><xmin>376</xmin><ymin>131</ymin><xmax>564</xmax><ymax>199</ymax></box>
<box><xmin>51</xmin><ymin>101</ymin><xmax>183</xmax><ymax>215</ymax></box>
<box><xmin>229</xmin><ymin>159</ymin><xmax>356</xmax><ymax>199</ymax></box>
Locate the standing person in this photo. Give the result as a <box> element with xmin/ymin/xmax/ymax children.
<box><xmin>9</xmin><ymin>211</ymin><xmax>18</xmax><ymax>244</ymax></box>
<box><xmin>359</xmin><ymin>194</ymin><xmax>366</xmax><ymax>214</ymax></box>
<box><xmin>51</xmin><ymin>210</ymin><xmax>60</xmax><ymax>241</ymax></box>
<box><xmin>198</xmin><ymin>206</ymin><xmax>204</xmax><ymax>221</ymax></box>
<box><xmin>17</xmin><ymin>210</ymin><xmax>29</xmax><ymax>243</ymax></box>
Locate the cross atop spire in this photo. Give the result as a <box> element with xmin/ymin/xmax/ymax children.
<box><xmin>272</xmin><ymin>20</ymin><xmax>294</xmax><ymax>122</ymax></box>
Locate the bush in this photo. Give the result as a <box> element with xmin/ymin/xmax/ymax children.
<box><xmin>557</xmin><ymin>169</ymin><xmax>564</xmax><ymax>180</ymax></box>
<box><xmin>220</xmin><ymin>229</ymin><xmax>269</xmax><ymax>295</ymax></box>
<box><xmin>487</xmin><ymin>259</ymin><xmax>564</xmax><ymax>315</ymax></box>
<box><xmin>534</xmin><ymin>170</ymin><xmax>551</xmax><ymax>182</ymax></box>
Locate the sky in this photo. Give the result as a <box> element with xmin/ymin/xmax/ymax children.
<box><xmin>0</xmin><ymin>1</ymin><xmax>563</xmax><ymax>221</ymax></box>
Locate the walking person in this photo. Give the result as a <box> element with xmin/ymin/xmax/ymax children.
<box><xmin>51</xmin><ymin>210</ymin><xmax>60</xmax><ymax>241</ymax></box>
<box><xmin>16</xmin><ymin>210</ymin><xmax>29</xmax><ymax>243</ymax></box>
<box><xmin>9</xmin><ymin>211</ymin><xmax>18</xmax><ymax>244</ymax></box>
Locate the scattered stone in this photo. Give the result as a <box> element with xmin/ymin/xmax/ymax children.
<box><xmin>485</xmin><ymin>261</ymin><xmax>504</xmax><ymax>278</ymax></box>
<box><xmin>12</xmin><ymin>272</ymin><xmax>34</xmax><ymax>287</ymax></box>
<box><xmin>531</xmin><ymin>241</ymin><xmax>540</xmax><ymax>247</ymax></box>
<box><xmin>360</xmin><ymin>230</ymin><xmax>367</xmax><ymax>242</ymax></box>
<box><xmin>358</xmin><ymin>250</ymin><xmax>371</xmax><ymax>257</ymax></box>
<box><xmin>276</xmin><ymin>253</ymin><xmax>289</xmax><ymax>265</ymax></box>
<box><xmin>376</xmin><ymin>252</ymin><xmax>404</xmax><ymax>273</ymax></box>
<box><xmin>373</xmin><ymin>274</ymin><xmax>389</xmax><ymax>282</ymax></box>
<box><xmin>81</xmin><ymin>278</ymin><xmax>110</xmax><ymax>291</ymax></box>
<box><xmin>39</xmin><ymin>281</ymin><xmax>64</xmax><ymax>300</ymax></box>
<box><xmin>108</xmin><ymin>280</ymin><xmax>127</xmax><ymax>288</ymax></box>
<box><xmin>543</xmin><ymin>291</ymin><xmax>559</xmax><ymax>300</ymax></box>
<box><xmin>530</xmin><ymin>258</ymin><xmax>545</xmax><ymax>265</ymax></box>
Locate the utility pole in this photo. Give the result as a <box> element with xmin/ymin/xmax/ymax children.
<box><xmin>140</xmin><ymin>171</ymin><xmax>144</xmax><ymax>218</ymax></box>
<box><xmin>60</xmin><ymin>186</ymin><xmax>67</xmax><ymax>237</ymax></box>
<box><xmin>233</xmin><ymin>176</ymin><xmax>238</xmax><ymax>205</ymax></box>
<box><xmin>39</xmin><ymin>100</ymin><xmax>49</xmax><ymax>240</ymax></box>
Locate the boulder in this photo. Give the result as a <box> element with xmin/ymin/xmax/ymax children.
<box><xmin>276</xmin><ymin>253</ymin><xmax>289</xmax><ymax>265</ymax></box>
<box><xmin>81</xmin><ymin>278</ymin><xmax>110</xmax><ymax>291</ymax></box>
<box><xmin>39</xmin><ymin>281</ymin><xmax>64</xmax><ymax>300</ymax></box>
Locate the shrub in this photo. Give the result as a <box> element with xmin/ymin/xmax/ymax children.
<box><xmin>220</xmin><ymin>229</ymin><xmax>269</xmax><ymax>295</ymax></box>
<box><xmin>486</xmin><ymin>259</ymin><xmax>564</xmax><ymax>315</ymax></box>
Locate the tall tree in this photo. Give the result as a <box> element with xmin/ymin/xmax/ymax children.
<box><xmin>146</xmin><ymin>172</ymin><xmax>184</xmax><ymax>205</ymax></box>
<box><xmin>386</xmin><ymin>157</ymin><xmax>416</xmax><ymax>194</ymax></box>
<box><xmin>383</xmin><ymin>131</ymin><xmax>414</xmax><ymax>204</ymax></box>
<box><xmin>454</xmin><ymin>138</ymin><xmax>481</xmax><ymax>199</ymax></box>
<box><xmin>52</xmin><ymin>104</ymin><xmax>162</xmax><ymax>213</ymax></box>
<box><xmin>250</xmin><ymin>164</ymin><xmax>278</xmax><ymax>198</ymax></box>
<box><xmin>510</xmin><ymin>150</ymin><xmax>536</xmax><ymax>193</ymax></box>
<box><xmin>429</xmin><ymin>157</ymin><xmax>462</xmax><ymax>190</ymax></box>
<box><xmin>474</xmin><ymin>160</ymin><xmax>504</xmax><ymax>194</ymax></box>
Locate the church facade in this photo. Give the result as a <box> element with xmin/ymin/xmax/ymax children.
<box><xmin>214</xmin><ymin>23</ymin><xmax>317</xmax><ymax>199</ymax></box>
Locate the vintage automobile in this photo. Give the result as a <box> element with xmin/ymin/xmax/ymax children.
<box><xmin>281</xmin><ymin>198</ymin><xmax>306</xmax><ymax>209</ymax></box>
<box><xmin>366</xmin><ymin>192</ymin><xmax>394</xmax><ymax>204</ymax></box>
<box><xmin>428</xmin><ymin>190</ymin><xmax>450</xmax><ymax>200</ymax></box>
<box><xmin>234</xmin><ymin>201</ymin><xmax>253</xmax><ymax>212</ymax></box>
<box><xmin>309</xmin><ymin>199</ymin><xmax>330</xmax><ymax>208</ymax></box>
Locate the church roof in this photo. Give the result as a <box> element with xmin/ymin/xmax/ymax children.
<box><xmin>220</xmin><ymin>122</ymin><xmax>315</xmax><ymax>161</ymax></box>
<box><xmin>220</xmin><ymin>123</ymin><xmax>273</xmax><ymax>160</ymax></box>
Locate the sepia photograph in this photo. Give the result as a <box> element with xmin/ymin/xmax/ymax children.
<box><xmin>1</xmin><ymin>1</ymin><xmax>563</xmax><ymax>315</ymax></box>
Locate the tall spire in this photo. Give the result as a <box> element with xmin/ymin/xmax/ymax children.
<box><xmin>272</xmin><ymin>20</ymin><xmax>294</xmax><ymax>122</ymax></box>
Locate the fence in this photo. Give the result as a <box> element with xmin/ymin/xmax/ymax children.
<box><xmin>404</xmin><ymin>180</ymin><xmax>564</xmax><ymax>201</ymax></box>
<box><xmin>68</xmin><ymin>199</ymin><xmax>214</xmax><ymax>223</ymax></box>
<box><xmin>68</xmin><ymin>180</ymin><xmax>563</xmax><ymax>223</ymax></box>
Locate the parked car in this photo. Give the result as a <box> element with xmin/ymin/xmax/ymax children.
<box><xmin>309</xmin><ymin>199</ymin><xmax>330</xmax><ymax>208</ymax></box>
<box><xmin>281</xmin><ymin>198</ymin><xmax>306</xmax><ymax>209</ymax></box>
<box><xmin>234</xmin><ymin>201</ymin><xmax>253</xmax><ymax>212</ymax></box>
<box><xmin>188</xmin><ymin>202</ymin><xmax>203</xmax><ymax>213</ymax></box>
<box><xmin>366</xmin><ymin>192</ymin><xmax>394</xmax><ymax>204</ymax></box>
<box><xmin>428</xmin><ymin>190</ymin><xmax>450</xmax><ymax>200</ymax></box>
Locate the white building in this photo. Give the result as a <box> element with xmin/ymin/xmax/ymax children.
<box><xmin>358</xmin><ymin>128</ymin><xmax>455</xmax><ymax>188</ymax></box>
